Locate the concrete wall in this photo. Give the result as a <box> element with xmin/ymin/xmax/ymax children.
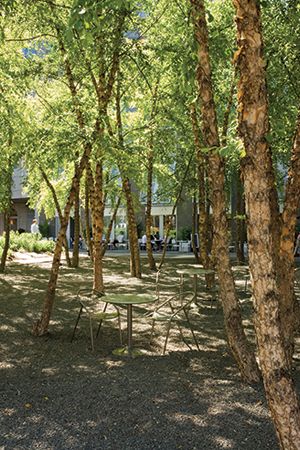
<box><xmin>176</xmin><ymin>196</ymin><xmax>193</xmax><ymax>238</ymax></box>
<box><xmin>0</xmin><ymin>199</ymin><xmax>34</xmax><ymax>234</ymax></box>
<box><xmin>11</xmin><ymin>167</ymin><xmax>28</xmax><ymax>199</ymax></box>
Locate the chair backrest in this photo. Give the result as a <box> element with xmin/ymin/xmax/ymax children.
<box><xmin>76</xmin><ymin>289</ymin><xmax>104</xmax><ymax>309</ymax></box>
<box><xmin>155</xmin><ymin>270</ymin><xmax>162</xmax><ymax>299</ymax></box>
<box><xmin>155</xmin><ymin>269</ymin><xmax>178</xmax><ymax>300</ymax></box>
<box><xmin>295</xmin><ymin>268</ymin><xmax>300</xmax><ymax>290</ymax></box>
<box><xmin>159</xmin><ymin>290</ymin><xmax>194</xmax><ymax>309</ymax></box>
<box><xmin>169</xmin><ymin>291</ymin><xmax>195</xmax><ymax>310</ymax></box>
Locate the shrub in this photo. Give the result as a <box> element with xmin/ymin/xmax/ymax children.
<box><xmin>177</xmin><ymin>226</ymin><xmax>192</xmax><ymax>241</ymax></box>
<box><xmin>0</xmin><ymin>231</ymin><xmax>55</xmax><ymax>254</ymax></box>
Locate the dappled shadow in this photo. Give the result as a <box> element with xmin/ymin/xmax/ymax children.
<box><xmin>0</xmin><ymin>349</ymin><xmax>279</xmax><ymax>450</ymax></box>
<box><xmin>1</xmin><ymin>254</ymin><xmax>298</xmax><ymax>449</ymax></box>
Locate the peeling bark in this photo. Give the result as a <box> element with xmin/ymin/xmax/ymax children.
<box><xmin>191</xmin><ymin>194</ymin><xmax>201</xmax><ymax>263</ymax></box>
<box><xmin>33</xmin><ymin>11</ymin><xmax>125</xmax><ymax>335</ymax></box>
<box><xmin>92</xmin><ymin>161</ymin><xmax>105</xmax><ymax>291</ymax></box>
<box><xmin>190</xmin><ymin>102</ymin><xmax>210</xmax><ymax>267</ymax></box>
<box><xmin>86</xmin><ymin>159</ymin><xmax>105</xmax><ymax>292</ymax></box>
<box><xmin>236</xmin><ymin>187</ymin><xmax>246</xmax><ymax>264</ymax></box>
<box><xmin>278</xmin><ymin>112</ymin><xmax>300</xmax><ymax>364</ymax></box>
<box><xmin>0</xmin><ymin>209</ymin><xmax>11</xmax><ymax>273</ymax></box>
<box><xmin>32</xmin><ymin>154</ymin><xmax>90</xmax><ymax>336</ymax></box>
<box><xmin>122</xmin><ymin>177</ymin><xmax>141</xmax><ymax>278</ymax></box>
<box><xmin>233</xmin><ymin>0</ymin><xmax>300</xmax><ymax>446</ymax></box>
<box><xmin>145</xmin><ymin>82</ymin><xmax>159</xmax><ymax>271</ymax></box>
<box><xmin>72</xmin><ymin>173</ymin><xmax>80</xmax><ymax>268</ymax></box>
<box><xmin>40</xmin><ymin>168</ymin><xmax>71</xmax><ymax>267</ymax></box>
<box><xmin>191</xmin><ymin>0</ymin><xmax>260</xmax><ymax>383</ymax></box>
<box><xmin>84</xmin><ymin>175</ymin><xmax>93</xmax><ymax>261</ymax></box>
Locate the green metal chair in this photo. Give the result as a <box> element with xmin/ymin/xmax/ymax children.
<box><xmin>295</xmin><ymin>268</ymin><xmax>300</xmax><ymax>290</ymax></box>
<box><xmin>149</xmin><ymin>291</ymin><xmax>200</xmax><ymax>355</ymax></box>
<box><xmin>71</xmin><ymin>289</ymin><xmax>122</xmax><ymax>351</ymax></box>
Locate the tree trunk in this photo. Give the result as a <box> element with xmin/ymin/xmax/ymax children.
<box><xmin>40</xmin><ymin>168</ymin><xmax>71</xmax><ymax>267</ymax></box>
<box><xmin>145</xmin><ymin>149</ymin><xmax>157</xmax><ymax>271</ymax></box>
<box><xmin>86</xmin><ymin>160</ymin><xmax>105</xmax><ymax>292</ymax></box>
<box><xmin>100</xmin><ymin>197</ymin><xmax>121</xmax><ymax>257</ymax></box>
<box><xmin>191</xmin><ymin>195</ymin><xmax>201</xmax><ymax>263</ymax></box>
<box><xmin>33</xmin><ymin>9</ymin><xmax>124</xmax><ymax>336</ymax></box>
<box><xmin>158</xmin><ymin>152</ymin><xmax>194</xmax><ymax>270</ymax></box>
<box><xmin>191</xmin><ymin>0</ymin><xmax>260</xmax><ymax>383</ymax></box>
<box><xmin>277</xmin><ymin>112</ymin><xmax>300</xmax><ymax>365</ymax></box>
<box><xmin>122</xmin><ymin>177</ymin><xmax>141</xmax><ymax>278</ymax></box>
<box><xmin>236</xmin><ymin>171</ymin><xmax>245</xmax><ymax>264</ymax></box>
<box><xmin>72</xmin><ymin>175</ymin><xmax>80</xmax><ymax>268</ymax></box>
<box><xmin>190</xmin><ymin>103</ymin><xmax>209</xmax><ymax>265</ymax></box>
<box><xmin>33</xmin><ymin>215</ymin><xmax>71</xmax><ymax>336</ymax></box>
<box><xmin>84</xmin><ymin>175</ymin><xmax>93</xmax><ymax>261</ymax></box>
<box><xmin>32</xmin><ymin>146</ymin><xmax>92</xmax><ymax>336</ymax></box>
<box><xmin>0</xmin><ymin>209</ymin><xmax>11</xmax><ymax>273</ymax></box>
<box><xmin>233</xmin><ymin>0</ymin><xmax>300</xmax><ymax>446</ymax></box>
<box><xmin>115</xmin><ymin>78</ymin><xmax>141</xmax><ymax>278</ymax></box>
<box><xmin>145</xmin><ymin>82</ymin><xmax>159</xmax><ymax>271</ymax></box>
<box><xmin>92</xmin><ymin>161</ymin><xmax>104</xmax><ymax>291</ymax></box>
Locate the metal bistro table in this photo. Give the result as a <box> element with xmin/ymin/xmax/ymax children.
<box><xmin>176</xmin><ymin>267</ymin><xmax>215</xmax><ymax>304</ymax></box>
<box><xmin>104</xmin><ymin>293</ymin><xmax>156</xmax><ymax>357</ymax></box>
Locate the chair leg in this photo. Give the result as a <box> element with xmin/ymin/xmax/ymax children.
<box><xmin>176</xmin><ymin>320</ymin><xmax>190</xmax><ymax>347</ymax></box>
<box><xmin>96</xmin><ymin>303</ymin><xmax>108</xmax><ymax>338</ymax></box>
<box><xmin>176</xmin><ymin>321</ymin><xmax>193</xmax><ymax>351</ymax></box>
<box><xmin>117</xmin><ymin>311</ymin><xmax>123</xmax><ymax>345</ymax></box>
<box><xmin>183</xmin><ymin>309</ymin><xmax>200</xmax><ymax>351</ymax></box>
<box><xmin>210</xmin><ymin>289</ymin><xmax>217</xmax><ymax>309</ymax></box>
<box><xmin>179</xmin><ymin>275</ymin><xmax>184</xmax><ymax>305</ymax></box>
<box><xmin>150</xmin><ymin>319</ymin><xmax>156</xmax><ymax>344</ymax></box>
<box><xmin>71</xmin><ymin>305</ymin><xmax>83</xmax><ymax>343</ymax></box>
<box><xmin>89</xmin><ymin>316</ymin><xmax>94</xmax><ymax>352</ymax></box>
<box><xmin>163</xmin><ymin>321</ymin><xmax>172</xmax><ymax>355</ymax></box>
<box><xmin>244</xmin><ymin>276</ymin><xmax>248</xmax><ymax>292</ymax></box>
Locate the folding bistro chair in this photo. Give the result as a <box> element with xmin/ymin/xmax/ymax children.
<box><xmin>149</xmin><ymin>291</ymin><xmax>200</xmax><ymax>355</ymax></box>
<box><xmin>71</xmin><ymin>289</ymin><xmax>122</xmax><ymax>351</ymax></box>
<box><xmin>295</xmin><ymin>268</ymin><xmax>300</xmax><ymax>291</ymax></box>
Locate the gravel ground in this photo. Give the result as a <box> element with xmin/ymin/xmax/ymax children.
<box><xmin>1</xmin><ymin>253</ymin><xmax>298</xmax><ymax>450</ymax></box>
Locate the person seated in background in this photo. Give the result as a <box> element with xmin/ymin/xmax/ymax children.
<box><xmin>150</xmin><ymin>234</ymin><xmax>155</xmax><ymax>250</ymax></box>
<box><xmin>117</xmin><ymin>231</ymin><xmax>125</xmax><ymax>243</ymax></box>
<box><xmin>141</xmin><ymin>233</ymin><xmax>147</xmax><ymax>250</ymax></box>
<box><xmin>154</xmin><ymin>231</ymin><xmax>162</xmax><ymax>251</ymax></box>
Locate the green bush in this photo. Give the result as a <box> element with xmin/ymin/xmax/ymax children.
<box><xmin>177</xmin><ymin>226</ymin><xmax>192</xmax><ymax>241</ymax></box>
<box><xmin>0</xmin><ymin>231</ymin><xmax>55</xmax><ymax>254</ymax></box>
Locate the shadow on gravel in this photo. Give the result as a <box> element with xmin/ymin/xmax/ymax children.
<box><xmin>1</xmin><ymin>255</ymin><xmax>297</xmax><ymax>449</ymax></box>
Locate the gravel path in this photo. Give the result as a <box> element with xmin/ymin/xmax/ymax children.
<box><xmin>1</xmin><ymin>254</ymin><xmax>297</xmax><ymax>449</ymax></box>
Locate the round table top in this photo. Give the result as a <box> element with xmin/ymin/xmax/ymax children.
<box><xmin>176</xmin><ymin>267</ymin><xmax>215</xmax><ymax>276</ymax></box>
<box><xmin>104</xmin><ymin>293</ymin><xmax>156</xmax><ymax>305</ymax></box>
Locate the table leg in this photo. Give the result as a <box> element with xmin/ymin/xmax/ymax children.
<box><xmin>180</xmin><ymin>274</ymin><xmax>184</xmax><ymax>304</ymax></box>
<box><xmin>193</xmin><ymin>274</ymin><xmax>198</xmax><ymax>301</ymax></box>
<box><xmin>112</xmin><ymin>304</ymin><xmax>144</xmax><ymax>357</ymax></box>
<box><xmin>127</xmin><ymin>304</ymin><xmax>133</xmax><ymax>356</ymax></box>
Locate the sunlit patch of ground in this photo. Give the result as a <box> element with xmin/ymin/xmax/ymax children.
<box><xmin>1</xmin><ymin>252</ymin><xmax>299</xmax><ymax>449</ymax></box>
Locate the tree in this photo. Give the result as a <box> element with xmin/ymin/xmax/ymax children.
<box><xmin>25</xmin><ymin>0</ymin><xmax>128</xmax><ymax>335</ymax></box>
<box><xmin>232</xmin><ymin>0</ymin><xmax>300</xmax><ymax>446</ymax></box>
<box><xmin>0</xmin><ymin>35</ymin><xmax>27</xmax><ymax>272</ymax></box>
<box><xmin>190</xmin><ymin>0</ymin><xmax>260</xmax><ymax>383</ymax></box>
